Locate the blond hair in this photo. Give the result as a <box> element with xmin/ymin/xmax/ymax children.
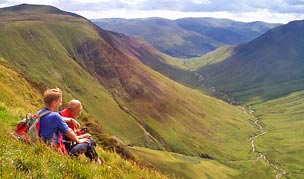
<box><xmin>43</xmin><ymin>88</ymin><xmax>62</xmax><ymax>107</ymax></box>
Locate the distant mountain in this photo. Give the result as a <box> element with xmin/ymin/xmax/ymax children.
<box><xmin>191</xmin><ymin>19</ymin><xmax>304</xmax><ymax>104</ymax></box>
<box><xmin>92</xmin><ymin>17</ymin><xmax>280</xmax><ymax>58</ymax></box>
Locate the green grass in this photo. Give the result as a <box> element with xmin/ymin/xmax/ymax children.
<box><xmin>251</xmin><ymin>90</ymin><xmax>304</xmax><ymax>178</ymax></box>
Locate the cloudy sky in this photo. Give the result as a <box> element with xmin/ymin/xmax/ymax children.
<box><xmin>0</xmin><ymin>0</ymin><xmax>304</xmax><ymax>23</ymax></box>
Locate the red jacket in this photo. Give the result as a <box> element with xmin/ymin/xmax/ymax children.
<box><xmin>61</xmin><ymin>108</ymin><xmax>84</xmax><ymax>136</ymax></box>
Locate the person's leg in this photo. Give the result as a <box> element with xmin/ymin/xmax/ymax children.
<box><xmin>84</xmin><ymin>138</ymin><xmax>99</xmax><ymax>161</ymax></box>
<box><xmin>69</xmin><ymin>143</ymin><xmax>89</xmax><ymax>157</ymax></box>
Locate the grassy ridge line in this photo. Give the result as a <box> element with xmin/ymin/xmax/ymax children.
<box><xmin>252</xmin><ymin>90</ymin><xmax>304</xmax><ymax>179</ymax></box>
<box><xmin>0</xmin><ymin>16</ymin><xmax>149</xmax><ymax>146</ymax></box>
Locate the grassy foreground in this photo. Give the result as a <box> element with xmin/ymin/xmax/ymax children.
<box><xmin>0</xmin><ymin>56</ymin><xmax>166</xmax><ymax>178</ymax></box>
<box><xmin>0</xmin><ymin>104</ymin><xmax>167</xmax><ymax>179</ymax></box>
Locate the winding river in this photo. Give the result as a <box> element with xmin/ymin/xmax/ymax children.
<box><xmin>246</xmin><ymin>109</ymin><xmax>286</xmax><ymax>179</ymax></box>
<box><xmin>192</xmin><ymin>71</ymin><xmax>286</xmax><ymax>179</ymax></box>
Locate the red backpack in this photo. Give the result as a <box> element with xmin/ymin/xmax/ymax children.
<box><xmin>13</xmin><ymin>110</ymin><xmax>50</xmax><ymax>143</ymax></box>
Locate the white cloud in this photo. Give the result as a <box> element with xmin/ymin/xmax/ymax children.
<box><xmin>0</xmin><ymin>0</ymin><xmax>303</xmax><ymax>23</ymax></box>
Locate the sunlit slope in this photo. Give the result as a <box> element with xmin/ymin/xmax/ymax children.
<box><xmin>194</xmin><ymin>20</ymin><xmax>304</xmax><ymax>104</ymax></box>
<box><xmin>185</xmin><ymin>45</ymin><xmax>239</xmax><ymax>70</ymax></box>
<box><xmin>0</xmin><ymin>4</ymin><xmax>255</xmax><ymax>162</ymax></box>
<box><xmin>252</xmin><ymin>91</ymin><xmax>304</xmax><ymax>178</ymax></box>
<box><xmin>0</xmin><ymin>7</ymin><xmax>147</xmax><ymax>146</ymax></box>
<box><xmin>131</xmin><ymin>147</ymin><xmax>239</xmax><ymax>179</ymax></box>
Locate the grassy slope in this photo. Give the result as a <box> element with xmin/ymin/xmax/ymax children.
<box><xmin>0</xmin><ymin>60</ymin><xmax>166</xmax><ymax>179</ymax></box>
<box><xmin>131</xmin><ymin>147</ymin><xmax>239</xmax><ymax>179</ymax></box>
<box><xmin>185</xmin><ymin>45</ymin><xmax>239</xmax><ymax>70</ymax></box>
<box><xmin>131</xmin><ymin>146</ymin><xmax>279</xmax><ymax>179</ymax></box>
<box><xmin>252</xmin><ymin>91</ymin><xmax>304</xmax><ymax>178</ymax></box>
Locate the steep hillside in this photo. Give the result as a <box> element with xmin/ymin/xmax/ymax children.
<box><xmin>0</xmin><ymin>60</ymin><xmax>167</xmax><ymax>179</ymax></box>
<box><xmin>0</xmin><ymin>5</ymin><xmax>149</xmax><ymax>147</ymax></box>
<box><xmin>106</xmin><ymin>31</ymin><xmax>202</xmax><ymax>90</ymax></box>
<box><xmin>0</xmin><ymin>58</ymin><xmax>245</xmax><ymax>179</ymax></box>
<box><xmin>0</xmin><ymin>4</ymin><xmax>259</xmax><ymax>178</ymax></box>
<box><xmin>93</xmin><ymin>17</ymin><xmax>279</xmax><ymax>57</ymax></box>
<box><xmin>193</xmin><ymin>20</ymin><xmax>304</xmax><ymax>104</ymax></box>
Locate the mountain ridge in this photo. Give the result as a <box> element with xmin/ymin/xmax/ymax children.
<box><xmin>192</xmin><ymin>19</ymin><xmax>304</xmax><ymax>104</ymax></box>
<box><xmin>93</xmin><ymin>17</ymin><xmax>280</xmax><ymax>58</ymax></box>
<box><xmin>0</xmin><ymin>3</ymin><xmax>83</xmax><ymax>18</ymax></box>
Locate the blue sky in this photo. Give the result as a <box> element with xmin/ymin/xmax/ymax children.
<box><xmin>0</xmin><ymin>0</ymin><xmax>304</xmax><ymax>23</ymax></box>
